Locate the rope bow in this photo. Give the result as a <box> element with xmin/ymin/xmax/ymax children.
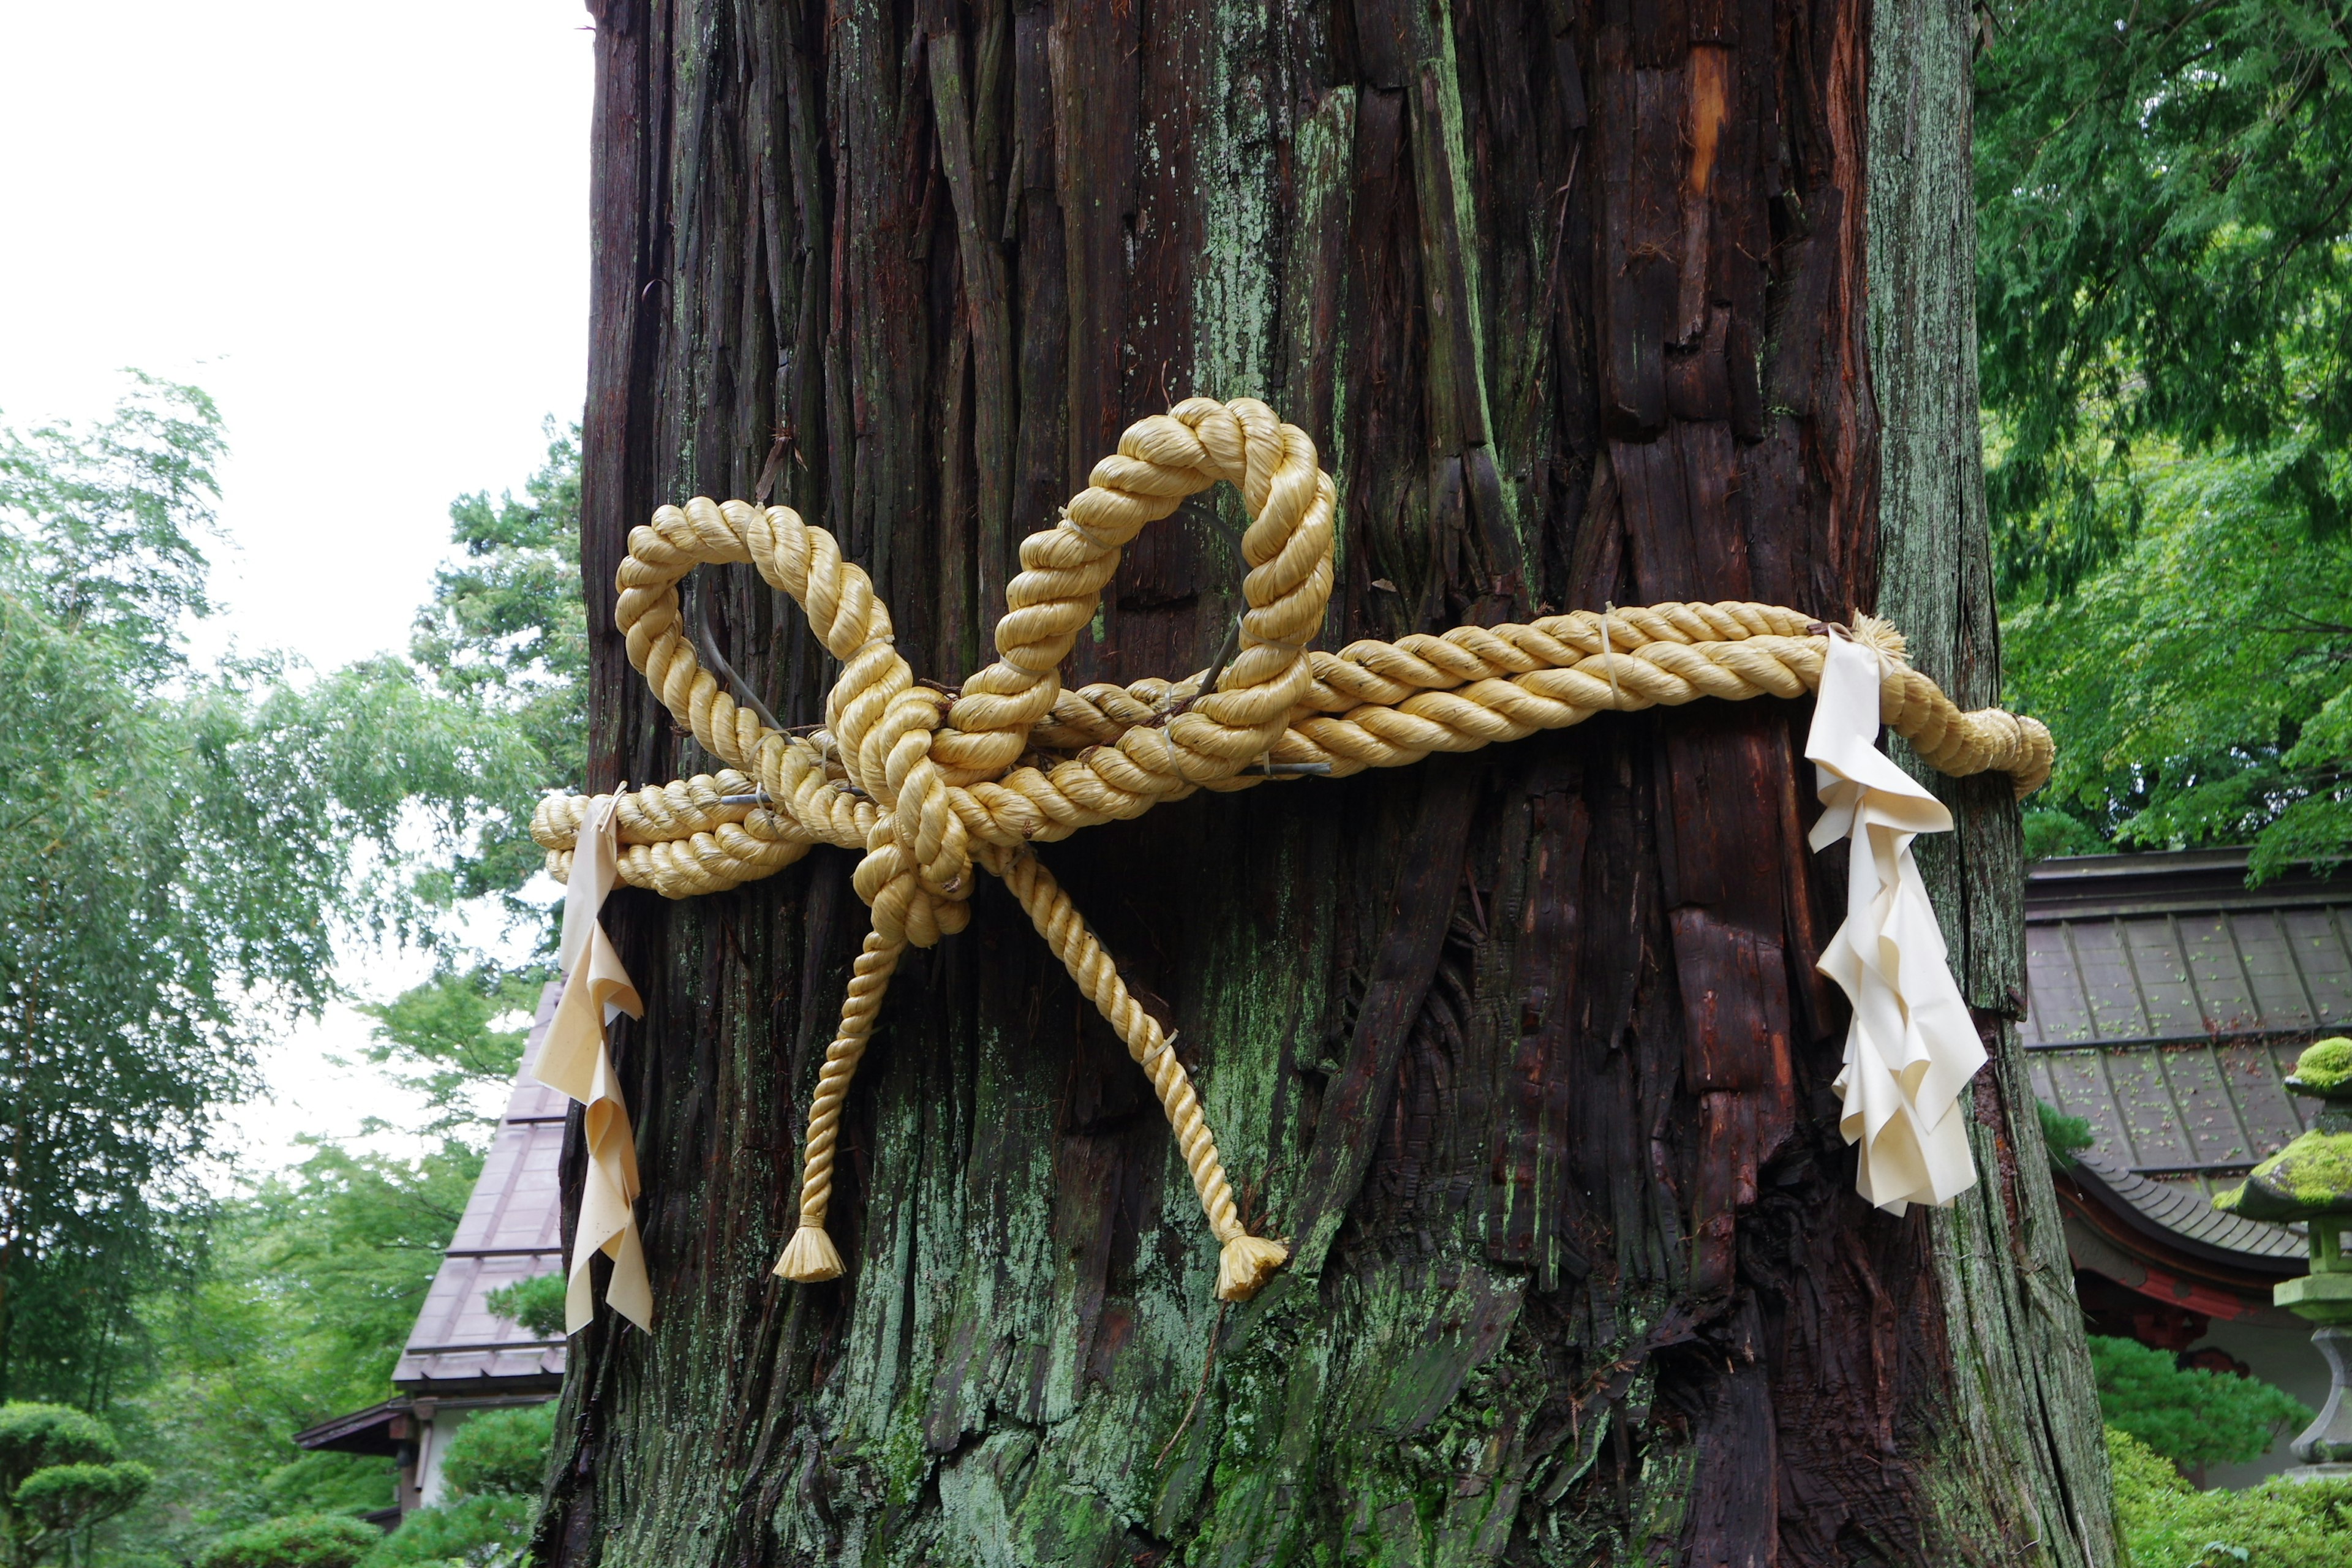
<box><xmin>532</xmin><ymin>397</ymin><xmax>2054</xmax><ymax>1308</ymax></box>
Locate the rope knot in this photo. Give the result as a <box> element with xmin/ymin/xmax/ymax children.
<box><xmin>568</xmin><ymin>398</ymin><xmax>2056</xmax><ymax>1308</ymax></box>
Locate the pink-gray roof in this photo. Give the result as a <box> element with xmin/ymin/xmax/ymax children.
<box><xmin>392</xmin><ymin>982</ymin><xmax>568</xmax><ymax>1392</ymax></box>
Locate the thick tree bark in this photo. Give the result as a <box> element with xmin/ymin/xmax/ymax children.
<box><xmin>544</xmin><ymin>2</ymin><xmax>2115</xmax><ymax>1564</ymax></box>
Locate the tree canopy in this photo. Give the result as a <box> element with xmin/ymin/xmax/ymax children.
<box><xmin>1978</xmin><ymin>0</ymin><xmax>2352</xmax><ymax>591</ymax></box>
<box><xmin>1979</xmin><ymin>1</ymin><xmax>2352</xmax><ymax>870</ymax></box>
<box><xmin>0</xmin><ymin>382</ymin><xmax>562</xmax><ymax>1409</ymax></box>
<box><xmin>0</xmin><ymin>380</ymin><xmax>584</xmax><ymax>1562</ymax></box>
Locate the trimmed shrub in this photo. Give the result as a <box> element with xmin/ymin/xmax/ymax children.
<box><xmin>437</xmin><ymin>1405</ymin><xmax>556</xmax><ymax>1501</ymax></box>
<box><xmin>196</xmin><ymin>1513</ymin><xmax>383</xmax><ymax>1568</ymax></box>
<box><xmin>2089</xmin><ymin>1335</ymin><xmax>2309</xmax><ymax>1469</ymax></box>
<box><xmin>2109</xmin><ymin>1427</ymin><xmax>2352</xmax><ymax>1567</ymax></box>
<box><xmin>359</xmin><ymin>1493</ymin><xmax>535</xmax><ymax>1567</ymax></box>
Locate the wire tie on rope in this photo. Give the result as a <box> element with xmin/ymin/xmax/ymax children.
<box><xmin>1600</xmin><ymin>601</ymin><xmax>1624</xmax><ymax>709</ymax></box>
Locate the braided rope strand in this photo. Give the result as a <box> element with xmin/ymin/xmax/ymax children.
<box><xmin>773</xmin><ymin>929</ymin><xmax>906</xmax><ymax>1284</ymax></box>
<box><xmin>539</xmin><ymin>399</ymin><xmax>2055</xmax><ymax>1305</ymax></box>
<box><xmin>984</xmin><ymin>845</ymin><xmax>1287</xmax><ymax>1301</ymax></box>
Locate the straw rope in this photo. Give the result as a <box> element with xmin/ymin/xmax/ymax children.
<box><xmin>532</xmin><ymin>396</ymin><xmax>2053</xmax><ymax>1303</ymax></box>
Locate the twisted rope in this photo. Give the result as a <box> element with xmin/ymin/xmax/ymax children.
<box><xmin>533</xmin><ymin>397</ymin><xmax>2053</xmax><ymax>1303</ymax></box>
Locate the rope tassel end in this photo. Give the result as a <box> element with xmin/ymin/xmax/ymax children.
<box><xmin>776</xmin><ymin>1224</ymin><xmax>846</xmax><ymax>1283</ymax></box>
<box><xmin>1216</xmin><ymin>1234</ymin><xmax>1289</xmax><ymax>1302</ymax></box>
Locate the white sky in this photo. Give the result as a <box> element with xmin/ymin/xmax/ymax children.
<box><xmin>0</xmin><ymin>2</ymin><xmax>595</xmax><ymax>1177</ymax></box>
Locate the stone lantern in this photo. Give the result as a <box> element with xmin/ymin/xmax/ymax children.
<box><xmin>2216</xmin><ymin>1036</ymin><xmax>2352</xmax><ymax>1475</ymax></box>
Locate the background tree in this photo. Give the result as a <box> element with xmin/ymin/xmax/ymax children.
<box><xmin>1977</xmin><ymin>1</ymin><xmax>2352</xmax><ymax>869</ymax></box>
<box><xmin>107</xmin><ymin>434</ymin><xmax>585</xmax><ymax>1562</ymax></box>
<box><xmin>0</xmin><ymin>383</ymin><xmax>552</xmax><ymax>1409</ymax></box>
<box><xmin>0</xmin><ymin>386</ymin><xmax>583</xmax><ymax>1561</ymax></box>
<box><xmin>402</xmin><ymin>424</ymin><xmax>589</xmax><ymax>918</ymax></box>
<box><xmin>0</xmin><ymin>1404</ymin><xmax>151</xmax><ymax>1567</ymax></box>
<box><xmin>538</xmin><ymin>0</ymin><xmax>2109</xmax><ymax>1562</ymax></box>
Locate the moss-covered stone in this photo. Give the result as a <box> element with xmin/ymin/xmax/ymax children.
<box><xmin>2214</xmin><ymin>1131</ymin><xmax>2352</xmax><ymax>1221</ymax></box>
<box><xmin>2290</xmin><ymin>1036</ymin><xmax>2352</xmax><ymax>1096</ymax></box>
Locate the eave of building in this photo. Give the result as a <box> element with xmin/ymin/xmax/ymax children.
<box><xmin>293</xmin><ymin>1398</ymin><xmax>410</xmax><ymax>1458</ymax></box>
<box><xmin>2053</xmin><ymin>1147</ymin><xmax>2304</xmax><ymax>1314</ymax></box>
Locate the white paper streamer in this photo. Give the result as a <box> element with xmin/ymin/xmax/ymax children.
<box><xmin>534</xmin><ymin>793</ymin><xmax>654</xmax><ymax>1333</ymax></box>
<box><xmin>1806</xmin><ymin>635</ymin><xmax>1985</xmax><ymax>1214</ymax></box>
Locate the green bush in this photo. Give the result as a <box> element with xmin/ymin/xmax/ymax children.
<box><xmin>2109</xmin><ymin>1427</ymin><xmax>2352</xmax><ymax>1567</ymax></box>
<box><xmin>437</xmin><ymin>1405</ymin><xmax>556</xmax><ymax>1501</ymax></box>
<box><xmin>358</xmin><ymin>1493</ymin><xmax>535</xmax><ymax>1567</ymax></box>
<box><xmin>2039</xmin><ymin>1099</ymin><xmax>2095</xmax><ymax>1166</ymax></box>
<box><xmin>2089</xmin><ymin>1335</ymin><xmax>2309</xmax><ymax>1468</ymax></box>
<box><xmin>352</xmin><ymin>1406</ymin><xmax>552</xmax><ymax>1568</ymax></box>
<box><xmin>197</xmin><ymin>1513</ymin><xmax>383</xmax><ymax>1568</ymax></box>
<box><xmin>0</xmin><ymin>1404</ymin><xmax>120</xmax><ymax>1474</ymax></box>
<box><xmin>0</xmin><ymin>1401</ymin><xmax>156</xmax><ymax>1564</ymax></box>
<box><xmin>482</xmin><ymin>1273</ymin><xmax>567</xmax><ymax>1341</ymax></box>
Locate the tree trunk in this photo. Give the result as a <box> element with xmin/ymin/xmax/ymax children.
<box><xmin>545</xmin><ymin>2</ymin><xmax>2116</xmax><ymax>1564</ymax></box>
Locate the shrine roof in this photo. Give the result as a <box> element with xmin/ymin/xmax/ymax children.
<box><xmin>2023</xmin><ymin>850</ymin><xmax>2352</xmax><ymax>1180</ymax></box>
<box><xmin>2022</xmin><ymin>849</ymin><xmax>2348</xmax><ymax>1287</ymax></box>
<box><xmin>391</xmin><ymin>982</ymin><xmax>568</xmax><ymax>1394</ymax></box>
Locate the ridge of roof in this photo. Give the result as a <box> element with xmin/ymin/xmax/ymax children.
<box><xmin>2026</xmin><ymin>848</ymin><xmax>2352</xmax><ymax>922</ymax></box>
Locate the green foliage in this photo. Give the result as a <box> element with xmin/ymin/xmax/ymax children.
<box><xmin>403</xmin><ymin>423</ymin><xmax>586</xmax><ymax>915</ymax></box>
<box><xmin>437</xmin><ymin>1405</ymin><xmax>554</xmax><ymax>1501</ymax></box>
<box><xmin>481</xmin><ymin>1274</ymin><xmax>567</xmax><ymax>1342</ymax></box>
<box><xmin>360</xmin><ymin>1494</ymin><xmax>534</xmax><ymax>1568</ymax></box>
<box><xmin>336</xmin><ymin>1389</ymin><xmax>552</xmax><ymax>1567</ymax></box>
<box><xmin>195</xmin><ymin>1513</ymin><xmax>382</xmax><ymax>1568</ymax></box>
<box><xmin>357</xmin><ymin>968</ymin><xmax>545</xmax><ymax>1136</ymax></box>
<box><xmin>2038</xmin><ymin>1099</ymin><xmax>2095</xmax><ymax>1166</ymax></box>
<box><xmin>2109</xmin><ymin>1426</ymin><xmax>2352</xmax><ymax>1567</ymax></box>
<box><xmin>2089</xmin><ymin>1335</ymin><xmax>2310</xmax><ymax>1469</ymax></box>
<box><xmin>2024</xmin><ymin>805</ymin><xmax>2109</xmax><ymax>861</ymax></box>
<box><xmin>13</xmin><ymin>1460</ymin><xmax>153</xmax><ymax>1525</ymax></box>
<box><xmin>107</xmin><ymin>1142</ymin><xmax>481</xmax><ymax>1561</ymax></box>
<box><xmin>0</xmin><ymin>386</ymin><xmax>583</xmax><ymax>1557</ymax></box>
<box><xmin>0</xmin><ymin>1403</ymin><xmax>152</xmax><ymax>1565</ymax></box>
<box><xmin>0</xmin><ymin>382</ymin><xmax>560</xmax><ymax>1407</ymax></box>
<box><xmin>2001</xmin><ymin>446</ymin><xmax>2352</xmax><ymax>876</ymax></box>
<box><xmin>0</xmin><ymin>1403</ymin><xmax>121</xmax><ymax>1480</ymax></box>
<box><xmin>0</xmin><ymin>372</ymin><xmax>222</xmax><ymax>662</ymax></box>
<box><xmin>1977</xmin><ymin>1</ymin><xmax>2352</xmax><ymax>595</ymax></box>
<box><xmin>1981</xmin><ymin>4</ymin><xmax>2352</xmax><ymax>873</ymax></box>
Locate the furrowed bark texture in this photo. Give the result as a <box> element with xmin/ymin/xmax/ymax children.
<box><xmin>1864</xmin><ymin>0</ymin><xmax>2115</xmax><ymax>1559</ymax></box>
<box><xmin>543</xmin><ymin>2</ymin><xmax>2114</xmax><ymax>1564</ymax></box>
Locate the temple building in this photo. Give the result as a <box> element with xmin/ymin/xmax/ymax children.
<box><xmin>2025</xmin><ymin>848</ymin><xmax>2352</xmax><ymax>1485</ymax></box>
<box><xmin>292</xmin><ymin>986</ymin><xmax>570</xmax><ymax>1521</ymax></box>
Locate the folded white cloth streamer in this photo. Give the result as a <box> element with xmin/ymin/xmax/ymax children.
<box><xmin>535</xmin><ymin>792</ymin><xmax>654</xmax><ymax>1332</ymax></box>
<box><xmin>1806</xmin><ymin>633</ymin><xmax>1986</xmax><ymax>1214</ymax></box>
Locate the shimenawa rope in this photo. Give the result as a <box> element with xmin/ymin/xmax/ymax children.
<box><xmin>533</xmin><ymin>397</ymin><xmax>2052</xmax><ymax>1305</ymax></box>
